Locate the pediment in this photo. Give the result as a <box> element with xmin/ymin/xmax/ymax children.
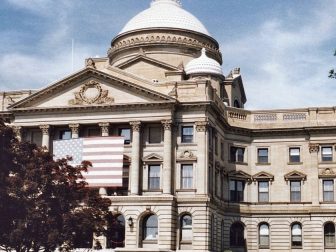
<box><xmin>319</xmin><ymin>168</ymin><xmax>336</xmax><ymax>178</ymax></box>
<box><xmin>252</xmin><ymin>171</ymin><xmax>274</xmax><ymax>181</ymax></box>
<box><xmin>142</xmin><ymin>153</ymin><xmax>163</xmax><ymax>163</ymax></box>
<box><xmin>284</xmin><ymin>170</ymin><xmax>307</xmax><ymax>181</ymax></box>
<box><xmin>228</xmin><ymin>170</ymin><xmax>252</xmax><ymax>182</ymax></box>
<box><xmin>116</xmin><ymin>55</ymin><xmax>182</xmax><ymax>81</ymax></box>
<box><xmin>9</xmin><ymin>68</ymin><xmax>175</xmax><ymax>110</ymax></box>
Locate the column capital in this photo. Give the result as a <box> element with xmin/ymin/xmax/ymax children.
<box><xmin>69</xmin><ymin>124</ymin><xmax>80</xmax><ymax>134</ymax></box>
<box><xmin>195</xmin><ymin>121</ymin><xmax>208</xmax><ymax>132</ymax></box>
<box><xmin>99</xmin><ymin>122</ymin><xmax>110</xmax><ymax>135</ymax></box>
<box><xmin>130</xmin><ymin>121</ymin><xmax>141</xmax><ymax>132</ymax></box>
<box><xmin>12</xmin><ymin>126</ymin><xmax>22</xmax><ymax>140</ymax></box>
<box><xmin>161</xmin><ymin>120</ymin><xmax>173</xmax><ymax>131</ymax></box>
<box><xmin>309</xmin><ymin>143</ymin><xmax>319</xmax><ymax>153</ymax></box>
<box><xmin>39</xmin><ymin>125</ymin><xmax>50</xmax><ymax>135</ymax></box>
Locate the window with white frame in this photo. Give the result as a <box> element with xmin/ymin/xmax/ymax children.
<box><xmin>257</xmin><ymin>148</ymin><xmax>269</xmax><ymax>163</ymax></box>
<box><xmin>259</xmin><ymin>223</ymin><xmax>270</xmax><ymax>248</ymax></box>
<box><xmin>290</xmin><ymin>181</ymin><xmax>301</xmax><ymax>202</ymax></box>
<box><xmin>258</xmin><ymin>181</ymin><xmax>269</xmax><ymax>202</ymax></box>
<box><xmin>289</xmin><ymin>147</ymin><xmax>300</xmax><ymax>163</ymax></box>
<box><xmin>148</xmin><ymin>165</ymin><xmax>160</xmax><ymax>190</ymax></box>
<box><xmin>181</xmin><ymin>126</ymin><xmax>193</xmax><ymax>143</ymax></box>
<box><xmin>323</xmin><ymin>180</ymin><xmax>334</xmax><ymax>202</ymax></box>
<box><xmin>322</xmin><ymin>146</ymin><xmax>333</xmax><ymax>162</ymax></box>
<box><xmin>291</xmin><ymin>223</ymin><xmax>302</xmax><ymax>247</ymax></box>
<box><xmin>181</xmin><ymin>164</ymin><xmax>193</xmax><ymax>189</ymax></box>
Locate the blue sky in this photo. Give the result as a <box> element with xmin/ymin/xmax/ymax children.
<box><xmin>0</xmin><ymin>0</ymin><xmax>335</xmax><ymax>109</ymax></box>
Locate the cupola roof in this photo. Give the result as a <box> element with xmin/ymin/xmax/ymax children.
<box><xmin>185</xmin><ymin>48</ymin><xmax>223</xmax><ymax>76</ymax></box>
<box><xmin>119</xmin><ymin>0</ymin><xmax>210</xmax><ymax>36</ymax></box>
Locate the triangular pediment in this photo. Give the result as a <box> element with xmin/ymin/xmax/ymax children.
<box><xmin>142</xmin><ymin>153</ymin><xmax>163</xmax><ymax>163</ymax></box>
<box><xmin>116</xmin><ymin>55</ymin><xmax>182</xmax><ymax>81</ymax></box>
<box><xmin>284</xmin><ymin>170</ymin><xmax>307</xmax><ymax>181</ymax></box>
<box><xmin>9</xmin><ymin>68</ymin><xmax>175</xmax><ymax>110</ymax></box>
<box><xmin>252</xmin><ymin>171</ymin><xmax>274</xmax><ymax>181</ymax></box>
<box><xmin>228</xmin><ymin>170</ymin><xmax>252</xmax><ymax>182</ymax></box>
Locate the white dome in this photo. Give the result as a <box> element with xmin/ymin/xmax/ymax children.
<box><xmin>185</xmin><ymin>48</ymin><xmax>223</xmax><ymax>76</ymax></box>
<box><xmin>119</xmin><ymin>0</ymin><xmax>210</xmax><ymax>36</ymax></box>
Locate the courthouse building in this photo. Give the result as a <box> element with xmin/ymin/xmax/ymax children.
<box><xmin>1</xmin><ymin>0</ymin><xmax>336</xmax><ymax>251</ymax></box>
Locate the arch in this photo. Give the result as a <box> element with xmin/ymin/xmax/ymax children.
<box><xmin>258</xmin><ymin>222</ymin><xmax>270</xmax><ymax>248</ymax></box>
<box><xmin>291</xmin><ymin>222</ymin><xmax>302</xmax><ymax>248</ymax></box>
<box><xmin>324</xmin><ymin>222</ymin><xmax>335</xmax><ymax>248</ymax></box>
<box><xmin>106</xmin><ymin>214</ymin><xmax>125</xmax><ymax>249</ymax></box>
<box><xmin>230</xmin><ymin>222</ymin><xmax>245</xmax><ymax>247</ymax></box>
<box><xmin>180</xmin><ymin>214</ymin><xmax>192</xmax><ymax>242</ymax></box>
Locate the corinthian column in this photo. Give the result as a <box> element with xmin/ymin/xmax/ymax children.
<box><xmin>39</xmin><ymin>125</ymin><xmax>50</xmax><ymax>149</ymax></box>
<box><xmin>98</xmin><ymin>122</ymin><xmax>110</xmax><ymax>196</ymax></box>
<box><xmin>196</xmin><ymin>121</ymin><xmax>208</xmax><ymax>195</ymax></box>
<box><xmin>69</xmin><ymin>124</ymin><xmax>79</xmax><ymax>139</ymax></box>
<box><xmin>162</xmin><ymin>120</ymin><xmax>172</xmax><ymax>194</ymax></box>
<box><xmin>130</xmin><ymin>121</ymin><xmax>141</xmax><ymax>195</ymax></box>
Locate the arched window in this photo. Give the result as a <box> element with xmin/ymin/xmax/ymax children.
<box><xmin>291</xmin><ymin>223</ymin><xmax>302</xmax><ymax>247</ymax></box>
<box><xmin>106</xmin><ymin>214</ymin><xmax>125</xmax><ymax>249</ymax></box>
<box><xmin>230</xmin><ymin>222</ymin><xmax>245</xmax><ymax>247</ymax></box>
<box><xmin>181</xmin><ymin>214</ymin><xmax>192</xmax><ymax>242</ymax></box>
<box><xmin>233</xmin><ymin>99</ymin><xmax>240</xmax><ymax>108</ymax></box>
<box><xmin>259</xmin><ymin>223</ymin><xmax>270</xmax><ymax>248</ymax></box>
<box><xmin>143</xmin><ymin>215</ymin><xmax>158</xmax><ymax>241</ymax></box>
<box><xmin>324</xmin><ymin>222</ymin><xmax>335</xmax><ymax>248</ymax></box>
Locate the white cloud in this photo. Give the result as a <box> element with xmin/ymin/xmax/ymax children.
<box><xmin>221</xmin><ymin>1</ymin><xmax>336</xmax><ymax>109</ymax></box>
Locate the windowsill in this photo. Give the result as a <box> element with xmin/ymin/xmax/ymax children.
<box><xmin>319</xmin><ymin>161</ymin><xmax>335</xmax><ymax>164</ymax></box>
<box><xmin>229</xmin><ymin>161</ymin><xmax>248</xmax><ymax>165</ymax></box>
<box><xmin>288</xmin><ymin>162</ymin><xmax>303</xmax><ymax>165</ymax></box>
<box><xmin>291</xmin><ymin>246</ymin><xmax>302</xmax><ymax>249</ymax></box>
<box><xmin>143</xmin><ymin>240</ymin><xmax>158</xmax><ymax>244</ymax></box>
<box><xmin>145</xmin><ymin>143</ymin><xmax>164</xmax><ymax>147</ymax></box>
<box><xmin>259</xmin><ymin>246</ymin><xmax>270</xmax><ymax>249</ymax></box>
<box><xmin>180</xmin><ymin>240</ymin><xmax>192</xmax><ymax>244</ymax></box>
<box><xmin>179</xmin><ymin>142</ymin><xmax>197</xmax><ymax>146</ymax></box>
<box><xmin>255</xmin><ymin>162</ymin><xmax>271</xmax><ymax>166</ymax></box>
<box><xmin>320</xmin><ymin>201</ymin><xmax>336</xmax><ymax>204</ymax></box>
<box><xmin>143</xmin><ymin>189</ymin><xmax>163</xmax><ymax>192</ymax></box>
<box><xmin>176</xmin><ymin>189</ymin><xmax>197</xmax><ymax>192</ymax></box>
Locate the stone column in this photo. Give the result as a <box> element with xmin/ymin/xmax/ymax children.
<box><xmin>69</xmin><ymin>124</ymin><xmax>79</xmax><ymax>139</ymax></box>
<box><xmin>39</xmin><ymin>125</ymin><xmax>50</xmax><ymax>149</ymax></box>
<box><xmin>196</xmin><ymin>121</ymin><xmax>208</xmax><ymax>195</ymax></box>
<box><xmin>12</xmin><ymin>126</ymin><xmax>22</xmax><ymax>141</ymax></box>
<box><xmin>130</xmin><ymin>121</ymin><xmax>141</xmax><ymax>195</ymax></box>
<box><xmin>98</xmin><ymin>122</ymin><xmax>110</xmax><ymax>196</ymax></box>
<box><xmin>162</xmin><ymin>120</ymin><xmax>172</xmax><ymax>194</ymax></box>
<box><xmin>309</xmin><ymin>143</ymin><xmax>319</xmax><ymax>205</ymax></box>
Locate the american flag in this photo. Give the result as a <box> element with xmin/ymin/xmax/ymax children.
<box><xmin>53</xmin><ymin>137</ymin><xmax>124</xmax><ymax>187</ymax></box>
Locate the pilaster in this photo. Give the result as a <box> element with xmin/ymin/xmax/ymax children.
<box><xmin>195</xmin><ymin>121</ymin><xmax>208</xmax><ymax>195</ymax></box>
<box><xmin>39</xmin><ymin>125</ymin><xmax>50</xmax><ymax>149</ymax></box>
<box><xmin>162</xmin><ymin>120</ymin><xmax>172</xmax><ymax>195</ymax></box>
<box><xmin>130</xmin><ymin>121</ymin><xmax>141</xmax><ymax>195</ymax></box>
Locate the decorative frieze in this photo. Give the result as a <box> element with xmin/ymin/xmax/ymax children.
<box><xmin>254</xmin><ymin>114</ymin><xmax>277</xmax><ymax>122</ymax></box>
<box><xmin>69</xmin><ymin>80</ymin><xmax>114</xmax><ymax>105</ymax></box>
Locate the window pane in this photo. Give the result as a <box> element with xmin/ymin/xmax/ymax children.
<box><xmin>289</xmin><ymin>148</ymin><xmax>300</xmax><ymax>162</ymax></box>
<box><xmin>181</xmin><ymin>215</ymin><xmax>192</xmax><ymax>241</ymax></box>
<box><xmin>119</xmin><ymin>128</ymin><xmax>131</xmax><ymax>144</ymax></box>
<box><xmin>291</xmin><ymin>181</ymin><xmax>301</xmax><ymax>191</ymax></box>
<box><xmin>182</xmin><ymin>126</ymin><xmax>193</xmax><ymax>143</ymax></box>
<box><xmin>144</xmin><ymin>215</ymin><xmax>158</xmax><ymax>240</ymax></box>
<box><xmin>149</xmin><ymin>165</ymin><xmax>160</xmax><ymax>189</ymax></box>
<box><xmin>292</xmin><ymin>224</ymin><xmax>302</xmax><ymax>235</ymax></box>
<box><xmin>60</xmin><ymin>130</ymin><xmax>71</xmax><ymax>140</ymax></box>
<box><xmin>322</xmin><ymin>147</ymin><xmax>333</xmax><ymax>161</ymax></box>
<box><xmin>258</xmin><ymin>149</ymin><xmax>268</xmax><ymax>163</ymax></box>
<box><xmin>259</xmin><ymin>182</ymin><xmax>269</xmax><ymax>192</ymax></box>
<box><xmin>181</xmin><ymin>164</ymin><xmax>193</xmax><ymax>189</ymax></box>
<box><xmin>259</xmin><ymin>224</ymin><xmax>269</xmax><ymax>235</ymax></box>
<box><xmin>149</xmin><ymin>126</ymin><xmax>161</xmax><ymax>143</ymax></box>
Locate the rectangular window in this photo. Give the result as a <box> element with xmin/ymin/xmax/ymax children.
<box><xmin>322</xmin><ymin>147</ymin><xmax>333</xmax><ymax>162</ymax></box>
<box><xmin>181</xmin><ymin>164</ymin><xmax>193</xmax><ymax>189</ymax></box>
<box><xmin>258</xmin><ymin>181</ymin><xmax>269</xmax><ymax>202</ymax></box>
<box><xmin>181</xmin><ymin>126</ymin><xmax>193</xmax><ymax>143</ymax></box>
<box><xmin>230</xmin><ymin>180</ymin><xmax>245</xmax><ymax>202</ymax></box>
<box><xmin>59</xmin><ymin>130</ymin><xmax>71</xmax><ymax>140</ymax></box>
<box><xmin>290</xmin><ymin>181</ymin><xmax>301</xmax><ymax>202</ymax></box>
<box><xmin>323</xmin><ymin>180</ymin><xmax>334</xmax><ymax>202</ymax></box>
<box><xmin>118</xmin><ymin>128</ymin><xmax>131</xmax><ymax>144</ymax></box>
<box><xmin>289</xmin><ymin>148</ymin><xmax>300</xmax><ymax>163</ymax></box>
<box><xmin>257</xmin><ymin>148</ymin><xmax>268</xmax><ymax>163</ymax></box>
<box><xmin>148</xmin><ymin>165</ymin><xmax>160</xmax><ymax>190</ymax></box>
<box><xmin>149</xmin><ymin>126</ymin><xmax>162</xmax><ymax>144</ymax></box>
<box><xmin>230</xmin><ymin>146</ymin><xmax>245</xmax><ymax>163</ymax></box>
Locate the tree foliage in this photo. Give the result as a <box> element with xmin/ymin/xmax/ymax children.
<box><xmin>0</xmin><ymin>120</ymin><xmax>111</xmax><ymax>252</ymax></box>
<box><xmin>329</xmin><ymin>49</ymin><xmax>336</xmax><ymax>79</ymax></box>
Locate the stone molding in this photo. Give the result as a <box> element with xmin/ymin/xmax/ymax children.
<box><xmin>284</xmin><ymin>170</ymin><xmax>307</xmax><ymax>181</ymax></box>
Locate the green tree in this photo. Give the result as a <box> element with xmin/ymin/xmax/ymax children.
<box><xmin>329</xmin><ymin>49</ymin><xmax>336</xmax><ymax>79</ymax></box>
<box><xmin>0</xmin><ymin>120</ymin><xmax>111</xmax><ymax>252</ymax></box>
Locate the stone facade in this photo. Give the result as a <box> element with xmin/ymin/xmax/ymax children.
<box><xmin>1</xmin><ymin>1</ymin><xmax>335</xmax><ymax>251</ymax></box>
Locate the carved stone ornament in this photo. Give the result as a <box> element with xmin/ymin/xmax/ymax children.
<box><xmin>69</xmin><ymin>80</ymin><xmax>114</xmax><ymax>105</ymax></box>
<box><xmin>130</xmin><ymin>121</ymin><xmax>141</xmax><ymax>132</ymax></box>
<box><xmin>319</xmin><ymin>168</ymin><xmax>336</xmax><ymax>178</ymax></box>
<box><xmin>39</xmin><ymin>125</ymin><xmax>50</xmax><ymax>135</ymax></box>
<box><xmin>69</xmin><ymin>124</ymin><xmax>80</xmax><ymax>134</ymax></box>
<box><xmin>177</xmin><ymin>150</ymin><xmax>197</xmax><ymax>162</ymax></box>
<box><xmin>162</xmin><ymin>120</ymin><xmax>173</xmax><ymax>131</ymax></box>
<box><xmin>195</xmin><ymin>121</ymin><xmax>208</xmax><ymax>132</ymax></box>
<box><xmin>309</xmin><ymin>143</ymin><xmax>319</xmax><ymax>153</ymax></box>
<box><xmin>86</xmin><ymin>58</ymin><xmax>96</xmax><ymax>69</ymax></box>
<box><xmin>181</xmin><ymin>150</ymin><xmax>193</xmax><ymax>158</ymax></box>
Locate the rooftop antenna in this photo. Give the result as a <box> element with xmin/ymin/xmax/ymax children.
<box><xmin>71</xmin><ymin>39</ymin><xmax>74</xmax><ymax>72</ymax></box>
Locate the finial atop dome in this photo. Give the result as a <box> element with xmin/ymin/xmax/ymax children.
<box><xmin>151</xmin><ymin>0</ymin><xmax>182</xmax><ymax>7</ymax></box>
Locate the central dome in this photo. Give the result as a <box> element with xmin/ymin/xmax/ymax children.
<box><xmin>119</xmin><ymin>0</ymin><xmax>211</xmax><ymax>36</ymax></box>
